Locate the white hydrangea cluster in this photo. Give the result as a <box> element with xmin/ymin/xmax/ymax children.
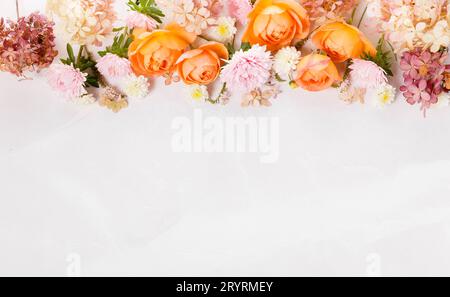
<box><xmin>46</xmin><ymin>0</ymin><xmax>116</xmax><ymax>46</ymax></box>
<box><xmin>367</xmin><ymin>0</ymin><xmax>450</xmax><ymax>52</ymax></box>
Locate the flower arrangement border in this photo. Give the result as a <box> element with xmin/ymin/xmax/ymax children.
<box><xmin>1</xmin><ymin>0</ymin><xmax>450</xmax><ymax>116</ymax></box>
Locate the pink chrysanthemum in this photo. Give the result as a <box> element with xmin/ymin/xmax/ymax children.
<box><xmin>96</xmin><ymin>53</ymin><xmax>132</xmax><ymax>78</ymax></box>
<box><xmin>125</xmin><ymin>11</ymin><xmax>158</xmax><ymax>31</ymax></box>
<box><xmin>221</xmin><ymin>45</ymin><xmax>273</xmax><ymax>91</ymax></box>
<box><xmin>349</xmin><ymin>59</ymin><xmax>388</xmax><ymax>89</ymax></box>
<box><xmin>47</xmin><ymin>64</ymin><xmax>87</xmax><ymax>99</ymax></box>
<box><xmin>227</xmin><ymin>0</ymin><xmax>253</xmax><ymax>25</ymax></box>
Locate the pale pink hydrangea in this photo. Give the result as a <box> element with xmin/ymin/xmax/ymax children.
<box><xmin>227</xmin><ymin>0</ymin><xmax>252</xmax><ymax>25</ymax></box>
<box><xmin>46</xmin><ymin>64</ymin><xmax>87</xmax><ymax>99</ymax></box>
<box><xmin>125</xmin><ymin>11</ymin><xmax>158</xmax><ymax>31</ymax></box>
<box><xmin>96</xmin><ymin>53</ymin><xmax>132</xmax><ymax>78</ymax></box>
<box><xmin>221</xmin><ymin>45</ymin><xmax>273</xmax><ymax>91</ymax></box>
<box><xmin>349</xmin><ymin>59</ymin><xmax>388</xmax><ymax>89</ymax></box>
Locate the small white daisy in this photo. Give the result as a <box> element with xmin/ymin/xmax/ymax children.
<box><xmin>369</xmin><ymin>84</ymin><xmax>396</xmax><ymax>108</ymax></box>
<box><xmin>273</xmin><ymin>47</ymin><xmax>301</xmax><ymax>80</ymax></box>
<box><xmin>123</xmin><ymin>75</ymin><xmax>150</xmax><ymax>99</ymax></box>
<box><xmin>205</xmin><ymin>17</ymin><xmax>237</xmax><ymax>43</ymax></box>
<box><xmin>188</xmin><ymin>84</ymin><xmax>209</xmax><ymax>101</ymax></box>
<box><xmin>435</xmin><ymin>92</ymin><xmax>450</xmax><ymax>108</ymax></box>
<box><xmin>72</xmin><ymin>93</ymin><xmax>96</xmax><ymax>105</ymax></box>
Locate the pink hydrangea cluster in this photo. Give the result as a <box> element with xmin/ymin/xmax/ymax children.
<box><xmin>125</xmin><ymin>11</ymin><xmax>158</xmax><ymax>31</ymax></box>
<box><xmin>399</xmin><ymin>49</ymin><xmax>448</xmax><ymax>114</ymax></box>
<box><xmin>0</xmin><ymin>13</ymin><xmax>58</xmax><ymax>76</ymax></box>
<box><xmin>227</xmin><ymin>0</ymin><xmax>253</xmax><ymax>25</ymax></box>
<box><xmin>96</xmin><ymin>53</ymin><xmax>132</xmax><ymax>78</ymax></box>
<box><xmin>46</xmin><ymin>64</ymin><xmax>87</xmax><ymax>99</ymax></box>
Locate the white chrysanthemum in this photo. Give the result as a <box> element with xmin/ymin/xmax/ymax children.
<box><xmin>435</xmin><ymin>92</ymin><xmax>450</xmax><ymax>109</ymax></box>
<box><xmin>188</xmin><ymin>84</ymin><xmax>209</xmax><ymax>101</ymax></box>
<box><xmin>72</xmin><ymin>93</ymin><xmax>96</xmax><ymax>105</ymax></box>
<box><xmin>205</xmin><ymin>17</ymin><xmax>237</xmax><ymax>43</ymax></box>
<box><xmin>273</xmin><ymin>47</ymin><xmax>301</xmax><ymax>80</ymax></box>
<box><xmin>369</xmin><ymin>84</ymin><xmax>396</xmax><ymax>108</ymax></box>
<box><xmin>123</xmin><ymin>75</ymin><xmax>150</xmax><ymax>99</ymax></box>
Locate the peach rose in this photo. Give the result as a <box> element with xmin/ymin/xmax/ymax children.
<box><xmin>294</xmin><ymin>53</ymin><xmax>342</xmax><ymax>92</ymax></box>
<box><xmin>312</xmin><ymin>22</ymin><xmax>377</xmax><ymax>63</ymax></box>
<box><xmin>176</xmin><ymin>42</ymin><xmax>229</xmax><ymax>85</ymax></box>
<box><xmin>242</xmin><ymin>0</ymin><xmax>310</xmax><ymax>52</ymax></box>
<box><xmin>128</xmin><ymin>23</ymin><xmax>197</xmax><ymax>77</ymax></box>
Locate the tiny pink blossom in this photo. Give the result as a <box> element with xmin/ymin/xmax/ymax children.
<box><xmin>125</xmin><ymin>11</ymin><xmax>158</xmax><ymax>31</ymax></box>
<box><xmin>47</xmin><ymin>64</ymin><xmax>87</xmax><ymax>99</ymax></box>
<box><xmin>349</xmin><ymin>59</ymin><xmax>388</xmax><ymax>89</ymax></box>
<box><xmin>96</xmin><ymin>53</ymin><xmax>132</xmax><ymax>78</ymax></box>
<box><xmin>221</xmin><ymin>44</ymin><xmax>273</xmax><ymax>91</ymax></box>
<box><xmin>227</xmin><ymin>0</ymin><xmax>252</xmax><ymax>25</ymax></box>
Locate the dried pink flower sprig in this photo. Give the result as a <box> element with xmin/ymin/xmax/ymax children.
<box><xmin>399</xmin><ymin>49</ymin><xmax>448</xmax><ymax>114</ymax></box>
<box><xmin>0</xmin><ymin>12</ymin><xmax>58</xmax><ymax>76</ymax></box>
<box><xmin>301</xmin><ymin>0</ymin><xmax>359</xmax><ymax>27</ymax></box>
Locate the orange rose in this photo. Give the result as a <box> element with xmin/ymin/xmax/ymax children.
<box><xmin>242</xmin><ymin>0</ymin><xmax>310</xmax><ymax>52</ymax></box>
<box><xmin>128</xmin><ymin>23</ymin><xmax>197</xmax><ymax>77</ymax></box>
<box><xmin>176</xmin><ymin>42</ymin><xmax>229</xmax><ymax>85</ymax></box>
<box><xmin>294</xmin><ymin>53</ymin><xmax>342</xmax><ymax>92</ymax></box>
<box><xmin>312</xmin><ymin>22</ymin><xmax>377</xmax><ymax>63</ymax></box>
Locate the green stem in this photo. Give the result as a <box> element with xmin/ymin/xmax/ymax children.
<box><xmin>357</xmin><ymin>5</ymin><xmax>368</xmax><ymax>28</ymax></box>
<box><xmin>349</xmin><ymin>7</ymin><xmax>357</xmax><ymax>25</ymax></box>
<box><xmin>77</xmin><ymin>45</ymin><xmax>85</xmax><ymax>67</ymax></box>
<box><xmin>207</xmin><ymin>83</ymin><xmax>227</xmax><ymax>104</ymax></box>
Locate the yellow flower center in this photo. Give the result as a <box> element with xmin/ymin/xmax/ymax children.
<box><xmin>217</xmin><ymin>24</ymin><xmax>229</xmax><ymax>37</ymax></box>
<box><xmin>191</xmin><ymin>89</ymin><xmax>204</xmax><ymax>100</ymax></box>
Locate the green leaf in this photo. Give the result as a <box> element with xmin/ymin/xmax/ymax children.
<box><xmin>361</xmin><ymin>36</ymin><xmax>394</xmax><ymax>77</ymax></box>
<box><xmin>66</xmin><ymin>44</ymin><xmax>75</xmax><ymax>64</ymax></box>
<box><xmin>274</xmin><ymin>73</ymin><xmax>286</xmax><ymax>82</ymax></box>
<box><xmin>240</xmin><ymin>42</ymin><xmax>251</xmax><ymax>52</ymax></box>
<box><xmin>97</xmin><ymin>28</ymin><xmax>132</xmax><ymax>58</ymax></box>
<box><xmin>127</xmin><ymin>0</ymin><xmax>164</xmax><ymax>23</ymax></box>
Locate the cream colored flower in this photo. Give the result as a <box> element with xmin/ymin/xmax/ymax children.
<box><xmin>158</xmin><ymin>0</ymin><xmax>215</xmax><ymax>34</ymax></box>
<box><xmin>435</xmin><ymin>92</ymin><xmax>450</xmax><ymax>108</ymax></box>
<box><xmin>422</xmin><ymin>20</ymin><xmax>450</xmax><ymax>53</ymax></box>
<box><xmin>46</xmin><ymin>0</ymin><xmax>116</xmax><ymax>46</ymax></box>
<box><xmin>72</xmin><ymin>93</ymin><xmax>96</xmax><ymax>105</ymax></box>
<box><xmin>189</xmin><ymin>84</ymin><xmax>209</xmax><ymax>101</ymax></box>
<box><xmin>273</xmin><ymin>47</ymin><xmax>301</xmax><ymax>80</ymax></box>
<box><xmin>123</xmin><ymin>75</ymin><xmax>150</xmax><ymax>99</ymax></box>
<box><xmin>205</xmin><ymin>17</ymin><xmax>237</xmax><ymax>43</ymax></box>
<box><xmin>369</xmin><ymin>84</ymin><xmax>396</xmax><ymax>108</ymax></box>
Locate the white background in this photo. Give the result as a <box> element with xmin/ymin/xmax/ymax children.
<box><xmin>1</xmin><ymin>0</ymin><xmax>450</xmax><ymax>277</ymax></box>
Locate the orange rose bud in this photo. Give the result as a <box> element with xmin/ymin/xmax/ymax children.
<box><xmin>128</xmin><ymin>23</ymin><xmax>197</xmax><ymax>77</ymax></box>
<box><xmin>176</xmin><ymin>42</ymin><xmax>229</xmax><ymax>85</ymax></box>
<box><xmin>312</xmin><ymin>21</ymin><xmax>377</xmax><ymax>63</ymax></box>
<box><xmin>294</xmin><ymin>53</ymin><xmax>342</xmax><ymax>92</ymax></box>
<box><xmin>242</xmin><ymin>0</ymin><xmax>310</xmax><ymax>52</ymax></box>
